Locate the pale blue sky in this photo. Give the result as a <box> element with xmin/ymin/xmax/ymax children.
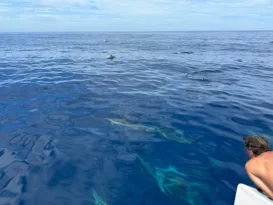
<box><xmin>0</xmin><ymin>0</ymin><xmax>273</xmax><ymax>32</ymax></box>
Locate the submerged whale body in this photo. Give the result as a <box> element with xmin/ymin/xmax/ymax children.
<box><xmin>136</xmin><ymin>155</ymin><xmax>216</xmax><ymax>205</ymax></box>
<box><xmin>92</xmin><ymin>190</ymin><xmax>108</xmax><ymax>205</ymax></box>
<box><xmin>106</xmin><ymin>118</ymin><xmax>194</xmax><ymax>144</ymax></box>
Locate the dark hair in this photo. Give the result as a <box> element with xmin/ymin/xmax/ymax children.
<box><xmin>244</xmin><ymin>136</ymin><xmax>271</xmax><ymax>156</ymax></box>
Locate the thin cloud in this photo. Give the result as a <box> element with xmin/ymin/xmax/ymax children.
<box><xmin>39</xmin><ymin>0</ymin><xmax>91</xmax><ymax>6</ymax></box>
<box><xmin>0</xmin><ymin>0</ymin><xmax>273</xmax><ymax>31</ymax></box>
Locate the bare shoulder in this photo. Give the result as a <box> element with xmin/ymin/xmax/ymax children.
<box><xmin>245</xmin><ymin>155</ymin><xmax>263</xmax><ymax>173</ymax></box>
<box><xmin>246</xmin><ymin>152</ymin><xmax>273</xmax><ymax>174</ymax></box>
<box><xmin>245</xmin><ymin>158</ymin><xmax>257</xmax><ymax>172</ymax></box>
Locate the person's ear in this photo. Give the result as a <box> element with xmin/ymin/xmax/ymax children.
<box><xmin>249</xmin><ymin>150</ymin><xmax>255</xmax><ymax>158</ymax></box>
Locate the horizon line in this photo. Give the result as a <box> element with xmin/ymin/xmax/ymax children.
<box><xmin>0</xmin><ymin>29</ymin><xmax>273</xmax><ymax>33</ymax></box>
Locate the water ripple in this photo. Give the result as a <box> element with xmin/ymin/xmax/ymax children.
<box><xmin>0</xmin><ymin>31</ymin><xmax>273</xmax><ymax>205</ymax></box>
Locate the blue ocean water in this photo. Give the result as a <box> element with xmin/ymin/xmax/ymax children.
<box><xmin>0</xmin><ymin>31</ymin><xmax>273</xmax><ymax>205</ymax></box>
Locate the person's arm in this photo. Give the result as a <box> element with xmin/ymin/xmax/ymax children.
<box><xmin>245</xmin><ymin>161</ymin><xmax>273</xmax><ymax>199</ymax></box>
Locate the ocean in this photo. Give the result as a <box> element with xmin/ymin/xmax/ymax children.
<box><xmin>0</xmin><ymin>31</ymin><xmax>273</xmax><ymax>205</ymax></box>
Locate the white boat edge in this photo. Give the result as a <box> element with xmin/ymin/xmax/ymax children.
<box><xmin>234</xmin><ymin>184</ymin><xmax>273</xmax><ymax>205</ymax></box>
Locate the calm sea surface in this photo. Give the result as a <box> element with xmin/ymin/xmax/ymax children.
<box><xmin>0</xmin><ymin>32</ymin><xmax>273</xmax><ymax>205</ymax></box>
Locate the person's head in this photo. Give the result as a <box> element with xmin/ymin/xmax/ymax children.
<box><xmin>244</xmin><ymin>136</ymin><xmax>271</xmax><ymax>158</ymax></box>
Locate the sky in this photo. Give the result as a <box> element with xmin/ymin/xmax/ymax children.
<box><xmin>0</xmin><ymin>0</ymin><xmax>273</xmax><ymax>32</ymax></box>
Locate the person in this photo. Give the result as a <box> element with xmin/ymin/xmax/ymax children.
<box><xmin>244</xmin><ymin>136</ymin><xmax>273</xmax><ymax>199</ymax></box>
